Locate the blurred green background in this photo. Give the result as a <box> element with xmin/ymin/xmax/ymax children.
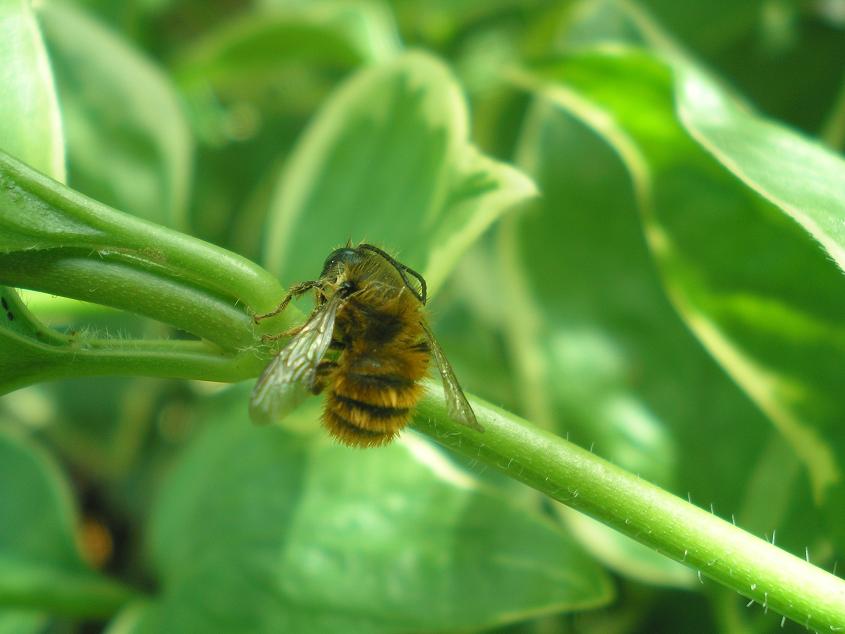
<box><xmin>1</xmin><ymin>0</ymin><xmax>844</xmax><ymax>632</ymax></box>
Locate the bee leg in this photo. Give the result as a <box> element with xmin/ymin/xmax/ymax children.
<box><xmin>254</xmin><ymin>280</ymin><xmax>320</xmax><ymax>323</ymax></box>
<box><xmin>259</xmin><ymin>304</ymin><xmax>325</xmax><ymax>342</ymax></box>
<box><xmin>260</xmin><ymin>323</ymin><xmax>308</xmax><ymax>342</ymax></box>
<box><xmin>311</xmin><ymin>360</ymin><xmax>337</xmax><ymax>395</ymax></box>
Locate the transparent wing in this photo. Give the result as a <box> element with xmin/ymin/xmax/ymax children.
<box><xmin>249</xmin><ymin>293</ymin><xmax>343</xmax><ymax>425</ymax></box>
<box><xmin>422</xmin><ymin>322</ymin><xmax>483</xmax><ymax>432</ymax></box>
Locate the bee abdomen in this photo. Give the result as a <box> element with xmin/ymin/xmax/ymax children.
<box><xmin>346</xmin><ymin>371</ymin><xmax>415</xmax><ymax>389</ymax></box>
<box><xmin>332</xmin><ymin>371</ymin><xmax>423</xmax><ymax>410</ymax></box>
<box><xmin>322</xmin><ymin>408</ymin><xmax>397</xmax><ymax>448</ymax></box>
<box><xmin>331</xmin><ymin>394</ymin><xmax>410</xmax><ymax>431</ymax></box>
<box><xmin>324</xmin><ymin>372</ymin><xmax>422</xmax><ymax>448</ymax></box>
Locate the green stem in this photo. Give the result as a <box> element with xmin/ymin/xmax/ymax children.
<box><xmin>0</xmin><ymin>151</ymin><xmax>305</xmax><ymax>393</ymax></box>
<box><xmin>0</xmin><ymin>336</ymin><xmax>268</xmax><ymax>396</ymax></box>
<box><xmin>413</xmin><ymin>385</ymin><xmax>845</xmax><ymax>632</ymax></box>
<box><xmin>0</xmin><ymin>251</ymin><xmax>257</xmax><ymax>350</ymax></box>
<box><xmin>0</xmin><ymin>151</ymin><xmax>290</xmax><ymax>349</ymax></box>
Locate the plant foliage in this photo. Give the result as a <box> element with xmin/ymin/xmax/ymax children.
<box><xmin>0</xmin><ymin>0</ymin><xmax>844</xmax><ymax>632</ymax></box>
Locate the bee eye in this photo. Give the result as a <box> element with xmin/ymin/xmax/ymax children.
<box><xmin>321</xmin><ymin>248</ymin><xmax>361</xmax><ymax>277</ymax></box>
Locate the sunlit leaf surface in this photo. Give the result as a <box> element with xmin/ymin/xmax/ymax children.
<box><xmin>139</xmin><ymin>386</ymin><xmax>612</xmax><ymax>633</ymax></box>
<box><xmin>264</xmin><ymin>51</ymin><xmax>535</xmax><ymax>296</ymax></box>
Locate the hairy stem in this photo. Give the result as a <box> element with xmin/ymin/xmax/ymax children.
<box><xmin>413</xmin><ymin>385</ymin><xmax>845</xmax><ymax>632</ymax></box>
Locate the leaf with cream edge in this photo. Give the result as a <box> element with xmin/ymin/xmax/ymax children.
<box><xmin>515</xmin><ymin>47</ymin><xmax>845</xmax><ymax>551</ymax></box>
<box><xmin>264</xmin><ymin>51</ymin><xmax>535</xmax><ymax>296</ymax></box>
<box><xmin>38</xmin><ymin>1</ymin><xmax>193</xmax><ymax>229</ymax></box>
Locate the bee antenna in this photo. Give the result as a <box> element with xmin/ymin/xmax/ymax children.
<box><xmin>358</xmin><ymin>244</ymin><xmax>427</xmax><ymax>304</ymax></box>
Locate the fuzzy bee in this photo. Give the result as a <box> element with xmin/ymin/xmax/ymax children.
<box><xmin>250</xmin><ymin>243</ymin><xmax>482</xmax><ymax>447</ymax></box>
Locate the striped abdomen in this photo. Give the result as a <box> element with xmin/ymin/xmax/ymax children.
<box><xmin>323</xmin><ymin>348</ymin><xmax>429</xmax><ymax>448</ymax></box>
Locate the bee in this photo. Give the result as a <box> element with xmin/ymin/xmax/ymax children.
<box><xmin>250</xmin><ymin>243</ymin><xmax>482</xmax><ymax>447</ymax></box>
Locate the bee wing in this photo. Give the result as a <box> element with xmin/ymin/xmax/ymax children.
<box><xmin>248</xmin><ymin>353</ymin><xmax>311</xmax><ymax>425</ymax></box>
<box><xmin>249</xmin><ymin>293</ymin><xmax>343</xmax><ymax>425</ymax></box>
<box><xmin>421</xmin><ymin>322</ymin><xmax>483</xmax><ymax>432</ymax></box>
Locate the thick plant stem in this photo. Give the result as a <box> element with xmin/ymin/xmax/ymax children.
<box><xmin>0</xmin><ymin>151</ymin><xmax>290</xmax><ymax>349</ymax></box>
<box><xmin>413</xmin><ymin>385</ymin><xmax>845</xmax><ymax>632</ymax></box>
<box><xmin>0</xmin><ymin>336</ymin><xmax>268</xmax><ymax>396</ymax></box>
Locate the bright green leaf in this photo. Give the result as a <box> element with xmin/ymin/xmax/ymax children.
<box><xmin>425</xmin><ymin>146</ymin><xmax>536</xmax><ymax>293</ymax></box>
<box><xmin>264</xmin><ymin>51</ymin><xmax>535</xmax><ymax>295</ymax></box>
<box><xmin>38</xmin><ymin>1</ymin><xmax>193</xmax><ymax>228</ymax></box>
<box><xmin>141</xmin><ymin>385</ymin><xmax>613</xmax><ymax>633</ymax></box>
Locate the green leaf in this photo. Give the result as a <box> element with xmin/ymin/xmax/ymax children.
<box><xmin>677</xmin><ymin>69</ymin><xmax>845</xmax><ymax>274</ymax></box>
<box><xmin>38</xmin><ymin>1</ymin><xmax>193</xmax><ymax>228</ymax></box>
<box><xmin>0</xmin><ymin>427</ymin><xmax>137</xmax><ymax>617</ymax></box>
<box><xmin>0</xmin><ymin>0</ymin><xmax>65</xmax><ymax>181</ymax></box>
<box><xmin>140</xmin><ymin>385</ymin><xmax>612</xmax><ymax>633</ymax></box>
<box><xmin>515</xmin><ymin>47</ymin><xmax>845</xmax><ymax>549</ymax></box>
<box><xmin>264</xmin><ymin>51</ymin><xmax>535</xmax><ymax>295</ymax></box>
<box><xmin>175</xmin><ymin>1</ymin><xmax>400</xmax><ymax>89</ymax></box>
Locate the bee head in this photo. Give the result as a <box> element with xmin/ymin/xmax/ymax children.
<box><xmin>320</xmin><ymin>248</ymin><xmax>364</xmax><ymax>299</ymax></box>
<box><xmin>319</xmin><ymin>244</ymin><xmax>427</xmax><ymax>305</ymax></box>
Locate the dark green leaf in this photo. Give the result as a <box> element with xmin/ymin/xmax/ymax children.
<box><xmin>0</xmin><ymin>428</ymin><xmax>137</xmax><ymax>616</ymax></box>
<box><xmin>175</xmin><ymin>1</ymin><xmax>399</xmax><ymax>89</ymax></box>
